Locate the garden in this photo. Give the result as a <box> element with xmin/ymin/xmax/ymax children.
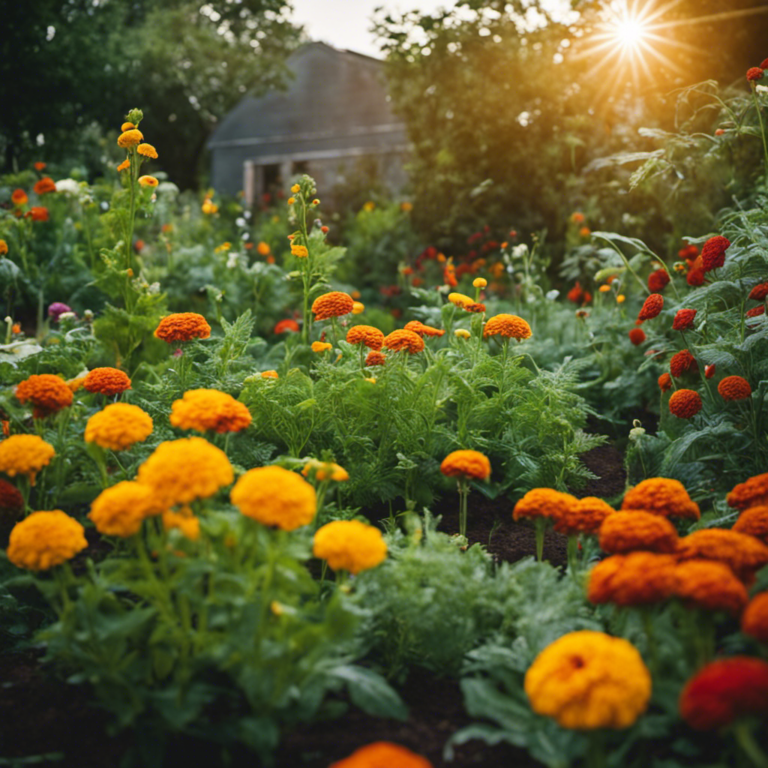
<box><xmin>2</xmin><ymin>1</ymin><xmax>768</xmax><ymax>767</ymax></box>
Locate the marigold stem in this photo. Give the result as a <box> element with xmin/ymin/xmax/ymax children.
<box><xmin>734</xmin><ymin>721</ymin><xmax>768</xmax><ymax>768</ymax></box>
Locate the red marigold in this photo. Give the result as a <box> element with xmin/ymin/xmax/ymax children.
<box><xmin>648</xmin><ymin>269</ymin><xmax>670</xmax><ymax>292</ymax></box>
<box><xmin>680</xmin><ymin>656</ymin><xmax>768</xmax><ymax>729</ymax></box>
<box><xmin>33</xmin><ymin>177</ymin><xmax>56</xmax><ymax>195</ymax></box>
<box><xmin>11</xmin><ymin>189</ymin><xmax>28</xmax><ymax>206</ymax></box>
<box><xmin>346</xmin><ymin>325</ymin><xmax>385</xmax><ymax>350</ymax></box>
<box><xmin>669</xmin><ymin>389</ymin><xmax>702</xmax><ymax>419</ymax></box>
<box><xmin>365</xmin><ymin>351</ymin><xmax>386</xmax><ymax>366</ymax></box>
<box><xmin>312</xmin><ymin>291</ymin><xmax>354</xmax><ymax>321</ymax></box>
<box><xmin>705</xmin><ymin>364</ymin><xmax>716</xmax><ymax>379</ymax></box>
<box><xmin>701</xmin><ymin>236</ymin><xmax>731</xmax><ymax>272</ymax></box>
<box><xmin>747</xmin><ymin>305</ymin><xmax>765</xmax><ymax>318</ymax></box>
<box><xmin>658</xmin><ymin>373</ymin><xmax>672</xmax><ymax>392</ymax></box>
<box><xmin>154</xmin><ymin>313</ymin><xmax>211</xmax><ymax>343</ymax></box>
<box><xmin>553</xmin><ymin>496</ymin><xmax>614</xmax><ymax>535</ymax></box>
<box><xmin>687</xmin><ymin>267</ymin><xmax>705</xmax><ymax>287</ymax></box>
<box><xmin>762</xmin><ymin>58</ymin><xmax>768</xmax><ymax>69</ymax></box>
<box><xmin>483</xmin><ymin>314</ymin><xmax>532</xmax><ymax>340</ymax></box>
<box><xmin>84</xmin><ymin>368</ymin><xmax>132</xmax><ymax>396</ymax></box>
<box><xmin>733</xmin><ymin>506</ymin><xmax>768</xmax><ymax>544</ymax></box>
<box><xmin>728</xmin><ymin>474</ymin><xmax>768</xmax><ymax>510</ymax></box>
<box><xmin>747</xmin><ymin>67</ymin><xmax>765</xmax><ymax>82</ymax></box>
<box><xmin>28</xmin><ymin>207</ymin><xmax>49</xmax><ymax>222</ymax></box>
<box><xmin>676</xmin><ymin>528</ymin><xmax>768</xmax><ymax>581</ymax></box>
<box><xmin>637</xmin><ymin>294</ymin><xmax>664</xmax><ymax>322</ymax></box>
<box><xmin>567</xmin><ymin>282</ymin><xmax>585</xmax><ymax>304</ymax></box>
<box><xmin>670</xmin><ymin>349</ymin><xmax>697</xmax><ymax>378</ymax></box>
<box><xmin>672</xmin><ymin>309</ymin><xmax>697</xmax><ymax>331</ymax></box>
<box><xmin>15</xmin><ymin>374</ymin><xmax>73</xmax><ymax>418</ymax></box>
<box><xmin>742</xmin><ymin>592</ymin><xmax>768</xmax><ymax>643</ymax></box>
<box><xmin>274</xmin><ymin>319</ymin><xmax>300</xmax><ymax>334</ymax></box>
<box><xmin>718</xmin><ymin>375</ymin><xmax>752</xmax><ymax>401</ymax></box>
<box><xmin>0</xmin><ymin>479</ymin><xmax>24</xmax><ymax>518</ymax></box>
<box><xmin>587</xmin><ymin>552</ymin><xmax>676</xmax><ymax>606</ymax></box>
<box><xmin>513</xmin><ymin>488</ymin><xmax>578</xmax><ymax>522</ymax></box>
<box><xmin>673</xmin><ymin>560</ymin><xmax>749</xmax><ymax>615</ymax></box>
<box><xmin>621</xmin><ymin>477</ymin><xmax>700</xmax><ymax>520</ymax></box>
<box><xmin>404</xmin><ymin>320</ymin><xmax>445</xmax><ymax>337</ymax></box>
<box><xmin>749</xmin><ymin>282</ymin><xmax>768</xmax><ymax>301</ymax></box>
<box><xmin>599</xmin><ymin>510</ymin><xmax>679</xmax><ymax>554</ymax></box>
<box><xmin>628</xmin><ymin>328</ymin><xmax>646</xmax><ymax>346</ymax></box>
<box><xmin>382</xmin><ymin>329</ymin><xmax>425</xmax><ymax>354</ymax></box>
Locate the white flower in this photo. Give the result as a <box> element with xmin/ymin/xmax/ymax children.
<box><xmin>546</xmin><ymin>289</ymin><xmax>560</xmax><ymax>300</ymax></box>
<box><xmin>54</xmin><ymin>178</ymin><xmax>81</xmax><ymax>195</ymax></box>
<box><xmin>236</xmin><ymin>217</ymin><xmax>246</xmax><ymax>227</ymax></box>
<box><xmin>511</xmin><ymin>243</ymin><xmax>529</xmax><ymax>260</ymax></box>
<box><xmin>57</xmin><ymin>312</ymin><xmax>77</xmax><ymax>322</ymax></box>
<box><xmin>757</xmin><ymin>85</ymin><xmax>768</xmax><ymax>94</ymax></box>
<box><xmin>226</xmin><ymin>252</ymin><xmax>240</xmax><ymax>269</ymax></box>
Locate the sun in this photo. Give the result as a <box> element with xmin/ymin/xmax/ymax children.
<box><xmin>613</xmin><ymin>17</ymin><xmax>648</xmax><ymax>52</ymax></box>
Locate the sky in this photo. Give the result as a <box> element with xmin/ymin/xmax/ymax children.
<box><xmin>290</xmin><ymin>0</ymin><xmax>448</xmax><ymax>58</ymax></box>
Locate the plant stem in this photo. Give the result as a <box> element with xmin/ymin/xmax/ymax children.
<box><xmin>534</xmin><ymin>517</ymin><xmax>546</xmax><ymax>563</ymax></box>
<box><xmin>734</xmin><ymin>721</ymin><xmax>768</xmax><ymax>768</ymax></box>
<box><xmin>752</xmin><ymin>88</ymin><xmax>768</xmax><ymax>180</ymax></box>
<box><xmin>458</xmin><ymin>479</ymin><xmax>469</xmax><ymax>539</ymax></box>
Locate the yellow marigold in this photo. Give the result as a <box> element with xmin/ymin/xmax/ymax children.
<box><xmin>473</xmin><ymin>277</ymin><xmax>487</xmax><ymax>288</ymax></box>
<box><xmin>137</xmin><ymin>437</ymin><xmax>233</xmax><ymax>507</ymax></box>
<box><xmin>313</xmin><ymin>520</ymin><xmax>387</xmax><ymax>574</ymax></box>
<box><xmin>163</xmin><ymin>507</ymin><xmax>200</xmax><ymax>541</ymax></box>
<box><xmin>554</xmin><ymin>496</ymin><xmax>614</xmax><ymax>535</ymax></box>
<box><xmin>728</xmin><ymin>473</ymin><xmax>768</xmax><ymax>511</ymax></box>
<box><xmin>404</xmin><ymin>320</ymin><xmax>445</xmax><ymax>337</ymax></box>
<box><xmin>302</xmin><ymin>458</ymin><xmax>349</xmax><ymax>482</ymax></box>
<box><xmin>89</xmin><ymin>481</ymin><xmax>161</xmax><ymax>537</ymax></box>
<box><xmin>291</xmin><ymin>244</ymin><xmax>309</xmax><ymax>258</ymax></box>
<box><xmin>290</xmin><ymin>183</ymin><xmax>301</xmax><ymax>193</ymax></box>
<box><xmin>117</xmin><ymin>129</ymin><xmax>144</xmax><ymax>148</ymax></box>
<box><xmin>15</xmin><ymin>374</ymin><xmax>73</xmax><ymax>418</ymax></box>
<box><xmin>742</xmin><ymin>591</ymin><xmax>768</xmax><ymax>643</ymax></box>
<box><xmin>67</xmin><ymin>376</ymin><xmax>87</xmax><ymax>393</ymax></box>
<box><xmin>382</xmin><ymin>329</ymin><xmax>425</xmax><ymax>354</ymax></box>
<box><xmin>7</xmin><ymin>511</ymin><xmax>87</xmax><ymax>571</ymax></box>
<box><xmin>312</xmin><ymin>291</ymin><xmax>354</xmax><ymax>320</ymax></box>
<box><xmin>673</xmin><ymin>560</ymin><xmax>748</xmax><ymax>615</ymax></box>
<box><xmin>137</xmin><ymin>143</ymin><xmax>158</xmax><ymax>159</ymax></box>
<box><xmin>621</xmin><ymin>477</ymin><xmax>700</xmax><ymax>520</ymax></box>
<box><xmin>230</xmin><ymin>466</ymin><xmax>316</xmax><ymax>530</ymax></box>
<box><xmin>83</xmin><ymin>367</ymin><xmax>132</xmax><ymax>396</ymax></box>
<box><xmin>598</xmin><ymin>510</ymin><xmax>679</xmax><ymax>554</ymax></box>
<box><xmin>117</xmin><ymin>159</ymin><xmax>130</xmax><ymax>172</ymax></box>
<box><xmin>257</xmin><ymin>241</ymin><xmax>271</xmax><ymax>256</ymax></box>
<box><xmin>330</xmin><ymin>742</ymin><xmax>432</xmax><ymax>768</ymax></box>
<box><xmin>85</xmin><ymin>403</ymin><xmax>153</xmax><ymax>451</ymax></box>
<box><xmin>733</xmin><ymin>506</ymin><xmax>768</xmax><ymax>545</ymax></box>
<box><xmin>483</xmin><ymin>313</ymin><xmax>532</xmax><ymax>340</ymax></box>
<box><xmin>440</xmin><ymin>450</ymin><xmax>491</xmax><ymax>481</ymax></box>
<box><xmin>287</xmin><ymin>197</ymin><xmax>296</xmax><ymax>205</ymax></box>
<box><xmin>201</xmin><ymin>200</ymin><xmax>218</xmax><ymax>215</ymax></box>
<box><xmin>448</xmin><ymin>292</ymin><xmax>474</xmax><ymax>308</ymax></box>
<box><xmin>454</xmin><ymin>329</ymin><xmax>471</xmax><ymax>340</ymax></box>
<box><xmin>352</xmin><ymin>301</ymin><xmax>365</xmax><ymax>314</ymax></box>
<box><xmin>312</xmin><ymin>341</ymin><xmax>332</xmax><ymax>353</ymax></box>
<box><xmin>120</xmin><ymin>122</ymin><xmax>135</xmax><ymax>132</ymax></box>
<box><xmin>0</xmin><ymin>435</ymin><xmax>55</xmax><ymax>485</ymax></box>
<box><xmin>154</xmin><ymin>313</ymin><xmax>211</xmax><ymax>343</ymax></box>
<box><xmin>513</xmin><ymin>488</ymin><xmax>578</xmax><ymax>522</ymax></box>
<box><xmin>346</xmin><ymin>325</ymin><xmax>385</xmax><ymax>350</ymax></box>
<box><xmin>261</xmin><ymin>370</ymin><xmax>279</xmax><ymax>379</ymax></box>
<box><xmin>138</xmin><ymin>175</ymin><xmax>158</xmax><ymax>187</ymax></box>
<box><xmin>0</xmin><ymin>240</ymin><xmax>7</xmax><ymax>256</ymax></box>
<box><xmin>588</xmin><ymin>552</ymin><xmax>676</xmax><ymax>606</ymax></box>
<box><xmin>170</xmin><ymin>389</ymin><xmax>252</xmax><ymax>434</ymax></box>
<box><xmin>524</xmin><ymin>630</ymin><xmax>651</xmax><ymax>730</ymax></box>
<box><xmin>676</xmin><ymin>529</ymin><xmax>768</xmax><ymax>581</ymax></box>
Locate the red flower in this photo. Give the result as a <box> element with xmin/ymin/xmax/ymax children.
<box><xmin>648</xmin><ymin>269</ymin><xmax>670</xmax><ymax>292</ymax></box>
<box><xmin>761</xmin><ymin>58</ymin><xmax>768</xmax><ymax>69</ymax></box>
<box><xmin>658</xmin><ymin>373</ymin><xmax>672</xmax><ymax>392</ymax></box>
<box><xmin>672</xmin><ymin>309</ymin><xmax>697</xmax><ymax>331</ymax></box>
<box><xmin>705</xmin><ymin>364</ymin><xmax>716</xmax><ymax>379</ymax></box>
<box><xmin>718</xmin><ymin>375</ymin><xmax>752</xmax><ymax>401</ymax></box>
<box><xmin>747</xmin><ymin>305</ymin><xmax>765</xmax><ymax>318</ymax></box>
<box><xmin>33</xmin><ymin>177</ymin><xmax>56</xmax><ymax>195</ymax></box>
<box><xmin>747</xmin><ymin>67</ymin><xmax>765</xmax><ymax>82</ymax></box>
<box><xmin>701</xmin><ymin>236</ymin><xmax>731</xmax><ymax>272</ymax></box>
<box><xmin>637</xmin><ymin>294</ymin><xmax>664</xmax><ymax>322</ymax></box>
<box><xmin>749</xmin><ymin>282</ymin><xmax>768</xmax><ymax>301</ymax></box>
<box><xmin>679</xmin><ymin>657</ymin><xmax>768</xmax><ymax>729</ymax></box>
<box><xmin>567</xmin><ymin>281</ymin><xmax>585</xmax><ymax>304</ymax></box>
<box><xmin>27</xmin><ymin>207</ymin><xmax>49</xmax><ymax>222</ymax></box>
<box><xmin>628</xmin><ymin>328</ymin><xmax>645</xmax><ymax>346</ymax></box>
<box><xmin>669</xmin><ymin>389</ymin><xmax>702</xmax><ymax>418</ymax></box>
<box><xmin>687</xmin><ymin>267</ymin><xmax>705</xmax><ymax>287</ymax></box>
<box><xmin>670</xmin><ymin>349</ymin><xmax>697</xmax><ymax>378</ymax></box>
<box><xmin>274</xmin><ymin>319</ymin><xmax>300</xmax><ymax>334</ymax></box>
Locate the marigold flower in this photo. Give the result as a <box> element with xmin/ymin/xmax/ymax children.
<box><xmin>116</xmin><ymin>159</ymin><xmax>129</xmax><ymax>173</ymax></box>
<box><xmin>120</xmin><ymin>121</ymin><xmax>135</xmax><ymax>132</ymax></box>
<box><xmin>454</xmin><ymin>329</ymin><xmax>471</xmax><ymax>339</ymax></box>
<box><xmin>0</xmin><ymin>434</ymin><xmax>55</xmax><ymax>485</ymax></box>
<box><xmin>85</xmin><ymin>403</ymin><xmax>153</xmax><ymax>451</ymax></box>
<box><xmin>673</xmin><ymin>559</ymin><xmax>748</xmax><ymax>615</ymax></box>
<box><xmin>733</xmin><ymin>505</ymin><xmax>768</xmax><ymax>544</ymax></box>
<box><xmin>89</xmin><ymin>481</ymin><xmax>161</xmax><ymax>538</ymax></box>
<box><xmin>672</xmin><ymin>309</ymin><xmax>697</xmax><ymax>331</ymax></box>
<box><xmin>621</xmin><ymin>477</ymin><xmax>700</xmax><ymax>520</ymax></box>
<box><xmin>274</xmin><ymin>319</ymin><xmax>300</xmax><ymax>334</ymax></box>
<box><xmin>28</xmin><ymin>207</ymin><xmax>49</xmax><ymax>222</ymax></box>
<box><xmin>616</xmin><ymin>294</ymin><xmax>626</xmax><ymax>303</ymax></box>
<box><xmin>365</xmin><ymin>350</ymin><xmax>386</xmax><ymax>366</ymax></box>
<box><xmin>163</xmin><ymin>507</ymin><xmax>200</xmax><ymax>541</ymax></box>
<box><xmin>440</xmin><ymin>450</ymin><xmax>491</xmax><ymax>481</ymax></box>
<box><xmin>637</xmin><ymin>294</ymin><xmax>664</xmax><ymax>322</ymax></box>
<box><xmin>15</xmin><ymin>374</ymin><xmax>73</xmax><ymax>418</ymax></box>
<box><xmin>346</xmin><ymin>325</ymin><xmax>385</xmax><ymax>350</ymax></box>
<box><xmin>137</xmin><ymin>143</ymin><xmax>157</xmax><ymax>159</ymax></box>
<box><xmin>312</xmin><ymin>291</ymin><xmax>354</xmax><ymax>321</ymax></box>
<box><xmin>11</xmin><ymin>189</ymin><xmax>28</xmax><ymax>206</ymax></box>
<box><xmin>749</xmin><ymin>282</ymin><xmax>768</xmax><ymax>301</ymax></box>
<box><xmin>687</xmin><ymin>267</ymin><xmax>705</xmax><ymax>286</ymax></box>
<box><xmin>741</xmin><ymin>592</ymin><xmax>768</xmax><ymax>643</ymax></box>
<box><xmin>483</xmin><ymin>313</ymin><xmax>532</xmax><ymax>340</ymax></box>
<box><xmin>567</xmin><ymin>282</ymin><xmax>587</xmax><ymax>304</ymax></box>
<box><xmin>554</xmin><ymin>496</ymin><xmax>614</xmax><ymax>535</ymax></box>
<box><xmin>701</xmin><ymin>236</ymin><xmax>730</xmax><ymax>272</ymax></box>
<box><xmin>670</xmin><ymin>349</ymin><xmax>697</xmax><ymax>378</ymax></box>
<box><xmin>261</xmin><ymin>370</ymin><xmax>279</xmax><ymax>379</ymax></box>
<box><xmin>137</xmin><ymin>437</ymin><xmax>233</xmax><ymax>507</ymax></box>
<box><xmin>138</xmin><ymin>175</ymin><xmax>158</xmax><ymax>187</ymax></box>
<box><xmin>762</xmin><ymin>58</ymin><xmax>768</xmax><ymax>69</ymax></box>
<box><xmin>599</xmin><ymin>510</ymin><xmax>679</xmax><ymax>554</ymax></box>
<box><xmin>747</xmin><ymin>67</ymin><xmax>765</xmax><ymax>81</ymax></box>
<box><xmin>676</xmin><ymin>529</ymin><xmax>768</xmax><ymax>581</ymax></box>
<box><xmin>291</xmin><ymin>244</ymin><xmax>308</xmax><ymax>258</ymax></box>
<box><xmin>473</xmin><ymin>277</ymin><xmax>487</xmax><ymax>288</ymax></box>
<box><xmin>524</xmin><ymin>630</ymin><xmax>651</xmax><ymax>730</ymax></box>
<box><xmin>312</xmin><ymin>341</ymin><xmax>332</xmax><ymax>353</ymax></box>
<box><xmin>648</xmin><ymin>269</ymin><xmax>670</xmax><ymax>292</ymax></box>
<box><xmin>658</xmin><ymin>372</ymin><xmax>672</xmax><ymax>392</ymax></box>
<box><xmin>313</xmin><ymin>520</ymin><xmax>387</xmax><ymax>574</ymax></box>
<box><xmin>669</xmin><ymin>388</ymin><xmax>702</xmax><ymax>419</ymax></box>
<box><xmin>718</xmin><ymin>375</ymin><xmax>752</xmax><ymax>401</ymax></box>
<box><xmin>404</xmin><ymin>320</ymin><xmax>445</xmax><ymax>337</ymax></box>
<box><xmin>33</xmin><ymin>177</ymin><xmax>56</xmax><ymax>195</ymax></box>
<box><xmin>231</xmin><ymin>466</ymin><xmax>316</xmax><ymax>530</ymax></box>
<box><xmin>382</xmin><ymin>329</ymin><xmax>425</xmax><ymax>353</ymax></box>
<box><xmin>513</xmin><ymin>488</ymin><xmax>578</xmax><ymax>522</ymax></box>
<box><xmin>6</xmin><ymin>510</ymin><xmax>87</xmax><ymax>571</ymax></box>
<box><xmin>588</xmin><ymin>552</ymin><xmax>676</xmax><ymax>606</ymax></box>
<box><xmin>169</xmin><ymin>389</ymin><xmax>251</xmax><ymax>434</ymax></box>
<box><xmin>628</xmin><ymin>328</ymin><xmax>645</xmax><ymax>346</ymax></box>
<box><xmin>680</xmin><ymin>656</ymin><xmax>768</xmax><ymax>729</ymax></box>
<box><xmin>448</xmin><ymin>292</ymin><xmax>474</xmax><ymax>309</ymax></box>
<box><xmin>257</xmin><ymin>241</ymin><xmax>271</xmax><ymax>256</ymax></box>
<box><xmin>747</xmin><ymin>305</ymin><xmax>765</xmax><ymax>318</ymax></box>
<box><xmin>154</xmin><ymin>313</ymin><xmax>211</xmax><ymax>343</ymax></box>
<box><xmin>201</xmin><ymin>200</ymin><xmax>218</xmax><ymax>215</ymax></box>
<box><xmin>302</xmin><ymin>459</ymin><xmax>349</xmax><ymax>482</ymax></box>
<box><xmin>352</xmin><ymin>301</ymin><xmax>365</xmax><ymax>314</ymax></box>
<box><xmin>0</xmin><ymin>480</ymin><xmax>24</xmax><ymax>521</ymax></box>
<box><xmin>83</xmin><ymin>367</ymin><xmax>131</xmax><ymax>396</ymax></box>
<box><xmin>117</xmin><ymin>129</ymin><xmax>144</xmax><ymax>148</ymax></box>
<box><xmin>728</xmin><ymin>473</ymin><xmax>768</xmax><ymax>510</ymax></box>
<box><xmin>330</xmin><ymin>742</ymin><xmax>432</xmax><ymax>768</ymax></box>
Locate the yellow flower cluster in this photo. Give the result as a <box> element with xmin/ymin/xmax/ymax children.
<box><xmin>163</xmin><ymin>507</ymin><xmax>200</xmax><ymax>541</ymax></box>
<box><xmin>0</xmin><ymin>434</ymin><xmax>55</xmax><ymax>485</ymax></box>
<box><xmin>89</xmin><ymin>481</ymin><xmax>161</xmax><ymax>537</ymax></box>
<box><xmin>313</xmin><ymin>520</ymin><xmax>388</xmax><ymax>574</ymax></box>
<box><xmin>85</xmin><ymin>403</ymin><xmax>153</xmax><ymax>451</ymax></box>
<box><xmin>170</xmin><ymin>389</ymin><xmax>252</xmax><ymax>434</ymax></box>
<box><xmin>7</xmin><ymin>510</ymin><xmax>87</xmax><ymax>570</ymax></box>
<box><xmin>302</xmin><ymin>458</ymin><xmax>349</xmax><ymax>482</ymax></box>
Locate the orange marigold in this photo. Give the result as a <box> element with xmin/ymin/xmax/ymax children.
<box><xmin>669</xmin><ymin>389</ymin><xmax>702</xmax><ymax>419</ymax></box>
<box><xmin>346</xmin><ymin>325</ymin><xmax>385</xmax><ymax>350</ymax></box>
<box><xmin>513</xmin><ymin>488</ymin><xmax>578</xmax><ymax>522</ymax></box>
<box><xmin>673</xmin><ymin>560</ymin><xmax>748</xmax><ymax>615</ymax></box>
<box><xmin>365</xmin><ymin>350</ymin><xmax>386</xmax><ymax>366</ymax></box>
<box><xmin>85</xmin><ymin>403</ymin><xmax>153</xmax><ymax>451</ymax></box>
<box><xmin>11</xmin><ymin>189</ymin><xmax>28</xmax><ymax>206</ymax></box>
<box><xmin>117</xmin><ymin>159</ymin><xmax>130</xmax><ymax>172</ymax></box>
<box><xmin>637</xmin><ymin>294</ymin><xmax>664</xmax><ymax>322</ymax></box>
<box><xmin>261</xmin><ymin>370</ymin><xmax>279</xmax><ymax>379</ymax></box>
<box><xmin>33</xmin><ymin>177</ymin><xmax>56</xmax><ymax>195</ymax></box>
<box><xmin>84</xmin><ymin>367</ymin><xmax>132</xmax><ymax>396</ymax></box>
<box><xmin>483</xmin><ymin>313</ymin><xmax>532</xmax><ymax>340</ymax></box>
<box><xmin>7</xmin><ymin>511</ymin><xmax>87</xmax><ymax>571</ymax></box>
<box><xmin>154</xmin><ymin>313</ymin><xmax>211</xmax><ymax>343</ymax></box>
<box><xmin>89</xmin><ymin>481</ymin><xmax>162</xmax><ymax>537</ymax></box>
<box><xmin>658</xmin><ymin>373</ymin><xmax>672</xmax><ymax>392</ymax></box>
<box><xmin>311</xmin><ymin>341</ymin><xmax>332</xmax><ymax>353</ymax></box>
<box><xmin>554</xmin><ymin>496</ymin><xmax>614</xmax><ymax>535</ymax></box>
<box><xmin>718</xmin><ymin>375</ymin><xmax>752</xmax><ymax>401</ymax></box>
<box><xmin>382</xmin><ymin>329</ymin><xmax>425</xmax><ymax>354</ymax></box>
<box><xmin>670</xmin><ymin>350</ymin><xmax>697</xmax><ymax>378</ymax></box>
<box><xmin>117</xmin><ymin>129</ymin><xmax>144</xmax><ymax>148</ymax></box>
<box><xmin>733</xmin><ymin>506</ymin><xmax>768</xmax><ymax>544</ymax></box>
<box><xmin>742</xmin><ymin>592</ymin><xmax>768</xmax><ymax>643</ymax></box>
<box><xmin>676</xmin><ymin>529</ymin><xmax>768</xmax><ymax>581</ymax></box>
<box><xmin>163</xmin><ymin>507</ymin><xmax>200</xmax><ymax>541</ymax></box>
<box><xmin>330</xmin><ymin>742</ymin><xmax>433</xmax><ymax>768</ymax></box>
<box><xmin>598</xmin><ymin>510</ymin><xmax>679</xmax><ymax>554</ymax></box>
<box><xmin>628</xmin><ymin>328</ymin><xmax>645</xmax><ymax>346</ymax></box>
<box><xmin>0</xmin><ymin>435</ymin><xmax>55</xmax><ymax>486</ymax></box>
<box><xmin>170</xmin><ymin>389</ymin><xmax>252</xmax><ymax>434</ymax></box>
<box><xmin>312</xmin><ymin>292</ymin><xmax>354</xmax><ymax>321</ymax></box>
<box><xmin>137</xmin><ymin>143</ymin><xmax>158</xmax><ymax>159</ymax></box>
<box><xmin>440</xmin><ymin>450</ymin><xmax>491</xmax><ymax>481</ymax></box>
<box><xmin>728</xmin><ymin>473</ymin><xmax>768</xmax><ymax>510</ymax></box>
<box><xmin>404</xmin><ymin>320</ymin><xmax>445</xmax><ymax>337</ymax></box>
<box><xmin>621</xmin><ymin>477</ymin><xmax>700</xmax><ymax>520</ymax></box>
<box><xmin>15</xmin><ymin>374</ymin><xmax>73</xmax><ymax>418</ymax></box>
<box><xmin>587</xmin><ymin>552</ymin><xmax>676</xmax><ymax>606</ymax></box>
